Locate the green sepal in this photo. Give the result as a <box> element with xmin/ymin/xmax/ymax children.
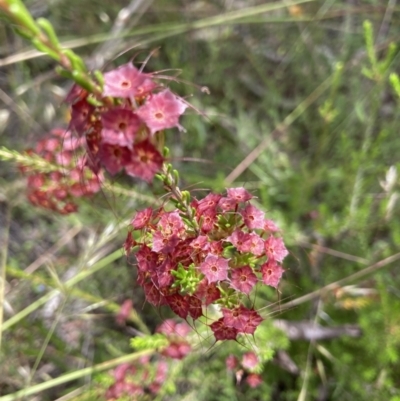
<box><xmin>389</xmin><ymin>73</ymin><xmax>400</xmax><ymax>98</ymax></box>
<box><xmin>62</xmin><ymin>49</ymin><xmax>87</xmax><ymax>73</ymax></box>
<box><xmin>93</xmin><ymin>69</ymin><xmax>105</xmax><ymax>88</ymax></box>
<box><xmin>154</xmin><ymin>173</ymin><xmax>164</xmax><ymax>182</ymax></box>
<box><xmin>71</xmin><ymin>70</ymin><xmax>98</xmax><ymax>93</ymax></box>
<box><xmin>173</xmin><ymin>169</ymin><xmax>180</xmax><ymax>184</ymax></box>
<box><xmin>163</xmin><ymin>146</ymin><xmax>170</xmax><ymax>158</ymax></box>
<box><xmin>31</xmin><ymin>37</ymin><xmax>60</xmax><ymax>61</ymax></box>
<box><xmin>13</xmin><ymin>26</ymin><xmax>33</xmax><ymax>40</ymax></box>
<box><xmin>86</xmin><ymin>94</ymin><xmax>104</xmax><ymax>107</ymax></box>
<box><xmin>363</xmin><ymin>20</ymin><xmax>377</xmax><ymax>70</ymax></box>
<box><xmin>181</xmin><ymin>190</ymin><xmax>191</xmax><ymax>204</ymax></box>
<box><xmin>171</xmin><ymin>263</ymin><xmax>201</xmax><ymax>295</ymax></box>
<box><xmin>36</xmin><ymin>18</ymin><xmax>60</xmax><ymax>49</ymax></box>
<box><xmin>55</xmin><ymin>66</ymin><xmax>73</xmax><ymax>79</ymax></box>
<box><xmin>379</xmin><ymin>42</ymin><xmax>397</xmax><ymax>75</ymax></box>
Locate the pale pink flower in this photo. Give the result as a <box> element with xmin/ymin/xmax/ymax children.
<box><xmin>101</xmin><ymin>108</ymin><xmax>141</xmax><ymax>148</ymax></box>
<box><xmin>242</xmin><ymin>352</ymin><xmax>259</xmax><ymax>370</ymax></box>
<box><xmin>102</xmin><ymin>63</ymin><xmax>149</xmax><ymax>98</ymax></box>
<box><xmin>199</xmin><ymin>254</ymin><xmax>229</xmax><ymax>283</ymax></box>
<box><xmin>136</xmin><ymin>89</ymin><xmax>187</xmax><ymax>134</ymax></box>
<box><xmin>230</xmin><ymin>266</ymin><xmax>258</xmax><ymax>294</ymax></box>
<box><xmin>261</xmin><ymin>259</ymin><xmax>285</xmax><ymax>288</ymax></box>
<box><xmin>264</xmin><ymin>235</ymin><xmax>288</xmax><ymax>262</ymax></box>
<box><xmin>227</xmin><ymin>187</ymin><xmax>253</xmax><ymax>202</ymax></box>
<box><xmin>241</xmin><ymin>204</ymin><xmax>265</xmax><ymax>229</ymax></box>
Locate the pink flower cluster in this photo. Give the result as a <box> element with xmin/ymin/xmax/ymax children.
<box><xmin>226</xmin><ymin>352</ymin><xmax>263</xmax><ymax>388</ymax></box>
<box><xmin>67</xmin><ymin>63</ymin><xmax>187</xmax><ymax>182</ymax></box>
<box><xmin>20</xmin><ymin>128</ymin><xmax>102</xmax><ymax>214</ymax></box>
<box><xmin>105</xmin><ymin>358</ymin><xmax>168</xmax><ymax>400</ymax></box>
<box><xmin>157</xmin><ymin>319</ymin><xmax>192</xmax><ymax>359</ymax></box>
<box><xmin>125</xmin><ymin>187</ymin><xmax>288</xmax><ymax>341</ymax></box>
<box><xmin>105</xmin><ymin>319</ymin><xmax>192</xmax><ymax>400</ymax></box>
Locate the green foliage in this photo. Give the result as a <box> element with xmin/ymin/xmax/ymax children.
<box><xmin>130</xmin><ymin>333</ymin><xmax>169</xmax><ymax>351</ymax></box>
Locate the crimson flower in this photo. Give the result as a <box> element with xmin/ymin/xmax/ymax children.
<box><xmin>98</xmin><ymin>143</ymin><xmax>131</xmax><ymax>175</ymax></box>
<box><xmin>125</xmin><ymin>139</ymin><xmax>163</xmax><ymax>182</ymax></box>
<box><xmin>131</xmin><ymin>207</ymin><xmax>153</xmax><ymax>230</ymax></box>
<box><xmin>210</xmin><ymin>318</ymin><xmax>238</xmax><ymax>341</ymax></box>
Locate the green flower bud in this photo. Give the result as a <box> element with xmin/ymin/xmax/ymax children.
<box><xmin>31</xmin><ymin>37</ymin><xmax>60</xmax><ymax>61</ymax></box>
<box><xmin>36</xmin><ymin>18</ymin><xmax>60</xmax><ymax>48</ymax></box>
<box><xmin>62</xmin><ymin>49</ymin><xmax>87</xmax><ymax>73</ymax></box>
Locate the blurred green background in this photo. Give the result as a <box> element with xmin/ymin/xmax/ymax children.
<box><xmin>2</xmin><ymin>0</ymin><xmax>400</xmax><ymax>400</ymax></box>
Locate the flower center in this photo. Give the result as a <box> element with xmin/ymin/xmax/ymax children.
<box><xmin>120</xmin><ymin>80</ymin><xmax>131</xmax><ymax>88</ymax></box>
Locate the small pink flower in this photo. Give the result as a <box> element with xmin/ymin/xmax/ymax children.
<box><xmin>226</xmin><ymin>355</ymin><xmax>238</xmax><ymax>371</ymax></box>
<box><xmin>222</xmin><ymin>306</ymin><xmax>249</xmax><ymax>331</ymax></box>
<box><xmin>264</xmin><ymin>235</ymin><xmax>288</xmax><ymax>263</ymax></box>
<box><xmin>125</xmin><ymin>139</ymin><xmax>163</xmax><ymax>182</ymax></box>
<box><xmin>209</xmin><ymin>240</ymin><xmax>223</xmax><ymax>255</ymax></box>
<box><xmin>166</xmin><ymin>294</ymin><xmax>190</xmax><ymax>319</ymax></box>
<box><xmin>199</xmin><ymin>209</ymin><xmax>217</xmax><ymax>233</ymax></box>
<box><xmin>195</xmin><ymin>279</ymin><xmax>221</xmax><ymax>305</ymax></box>
<box><xmin>227</xmin><ymin>230</ymin><xmax>249</xmax><ymax>253</ymax></box>
<box><xmin>70</xmin><ymin>99</ymin><xmax>94</xmax><ymax>136</ymax></box>
<box><xmin>242</xmin><ymin>232</ymin><xmax>264</xmax><ymax>256</ymax></box>
<box><xmin>101</xmin><ymin>108</ymin><xmax>141</xmax><ymax>148</ymax></box>
<box><xmin>230</xmin><ymin>266</ymin><xmax>258</xmax><ymax>294</ymax></box>
<box><xmin>135</xmin><ymin>78</ymin><xmax>157</xmax><ymax>98</ymax></box>
<box><xmin>156</xmin><ymin>319</ymin><xmax>178</xmax><ymax>336</ymax></box>
<box><xmin>218</xmin><ymin>196</ymin><xmax>237</xmax><ymax>211</ymax></box>
<box><xmin>264</xmin><ymin>219</ymin><xmax>279</xmax><ymax>232</ymax></box>
<box><xmin>242</xmin><ymin>352</ymin><xmax>259</xmax><ymax>370</ymax></box>
<box><xmin>154</xmin><ymin>360</ymin><xmax>168</xmax><ymax>384</ymax></box>
<box><xmin>116</xmin><ymin>299</ymin><xmax>133</xmax><ymax>326</ymax></box>
<box><xmin>210</xmin><ymin>318</ymin><xmax>238</xmax><ymax>341</ymax></box>
<box><xmin>187</xmin><ymin>295</ymin><xmax>203</xmax><ymax>320</ymax></box>
<box><xmin>190</xmin><ymin>235</ymin><xmax>209</xmax><ymax>252</ymax></box>
<box><xmin>197</xmin><ymin>193</ymin><xmax>222</xmax><ymax>214</ymax></box>
<box><xmin>241</xmin><ymin>204</ymin><xmax>265</xmax><ymax>229</ymax></box>
<box><xmin>103</xmin><ymin>63</ymin><xmax>149</xmax><ymax>98</ymax></box>
<box><xmin>227</xmin><ymin>187</ymin><xmax>253</xmax><ymax>202</ymax></box>
<box><xmin>136</xmin><ymin>89</ymin><xmax>187</xmax><ymax>134</ymax></box>
<box><xmin>131</xmin><ymin>207</ymin><xmax>153</xmax><ymax>230</ymax></box>
<box><xmin>246</xmin><ymin>373</ymin><xmax>263</xmax><ymax>388</ymax></box>
<box><xmin>158</xmin><ymin>210</ymin><xmax>185</xmax><ymax>237</ymax></box>
<box><xmin>261</xmin><ymin>259</ymin><xmax>285</xmax><ymax>288</ymax></box>
<box><xmin>99</xmin><ymin>143</ymin><xmax>131</xmax><ymax>175</ymax></box>
<box><xmin>223</xmin><ymin>306</ymin><xmax>263</xmax><ymax>334</ymax></box>
<box><xmin>200</xmin><ymin>254</ymin><xmax>229</xmax><ymax>283</ymax></box>
<box><xmin>113</xmin><ymin>363</ymin><xmax>132</xmax><ymax>382</ymax></box>
<box><xmin>143</xmin><ymin>281</ymin><xmax>166</xmax><ymax>306</ymax></box>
